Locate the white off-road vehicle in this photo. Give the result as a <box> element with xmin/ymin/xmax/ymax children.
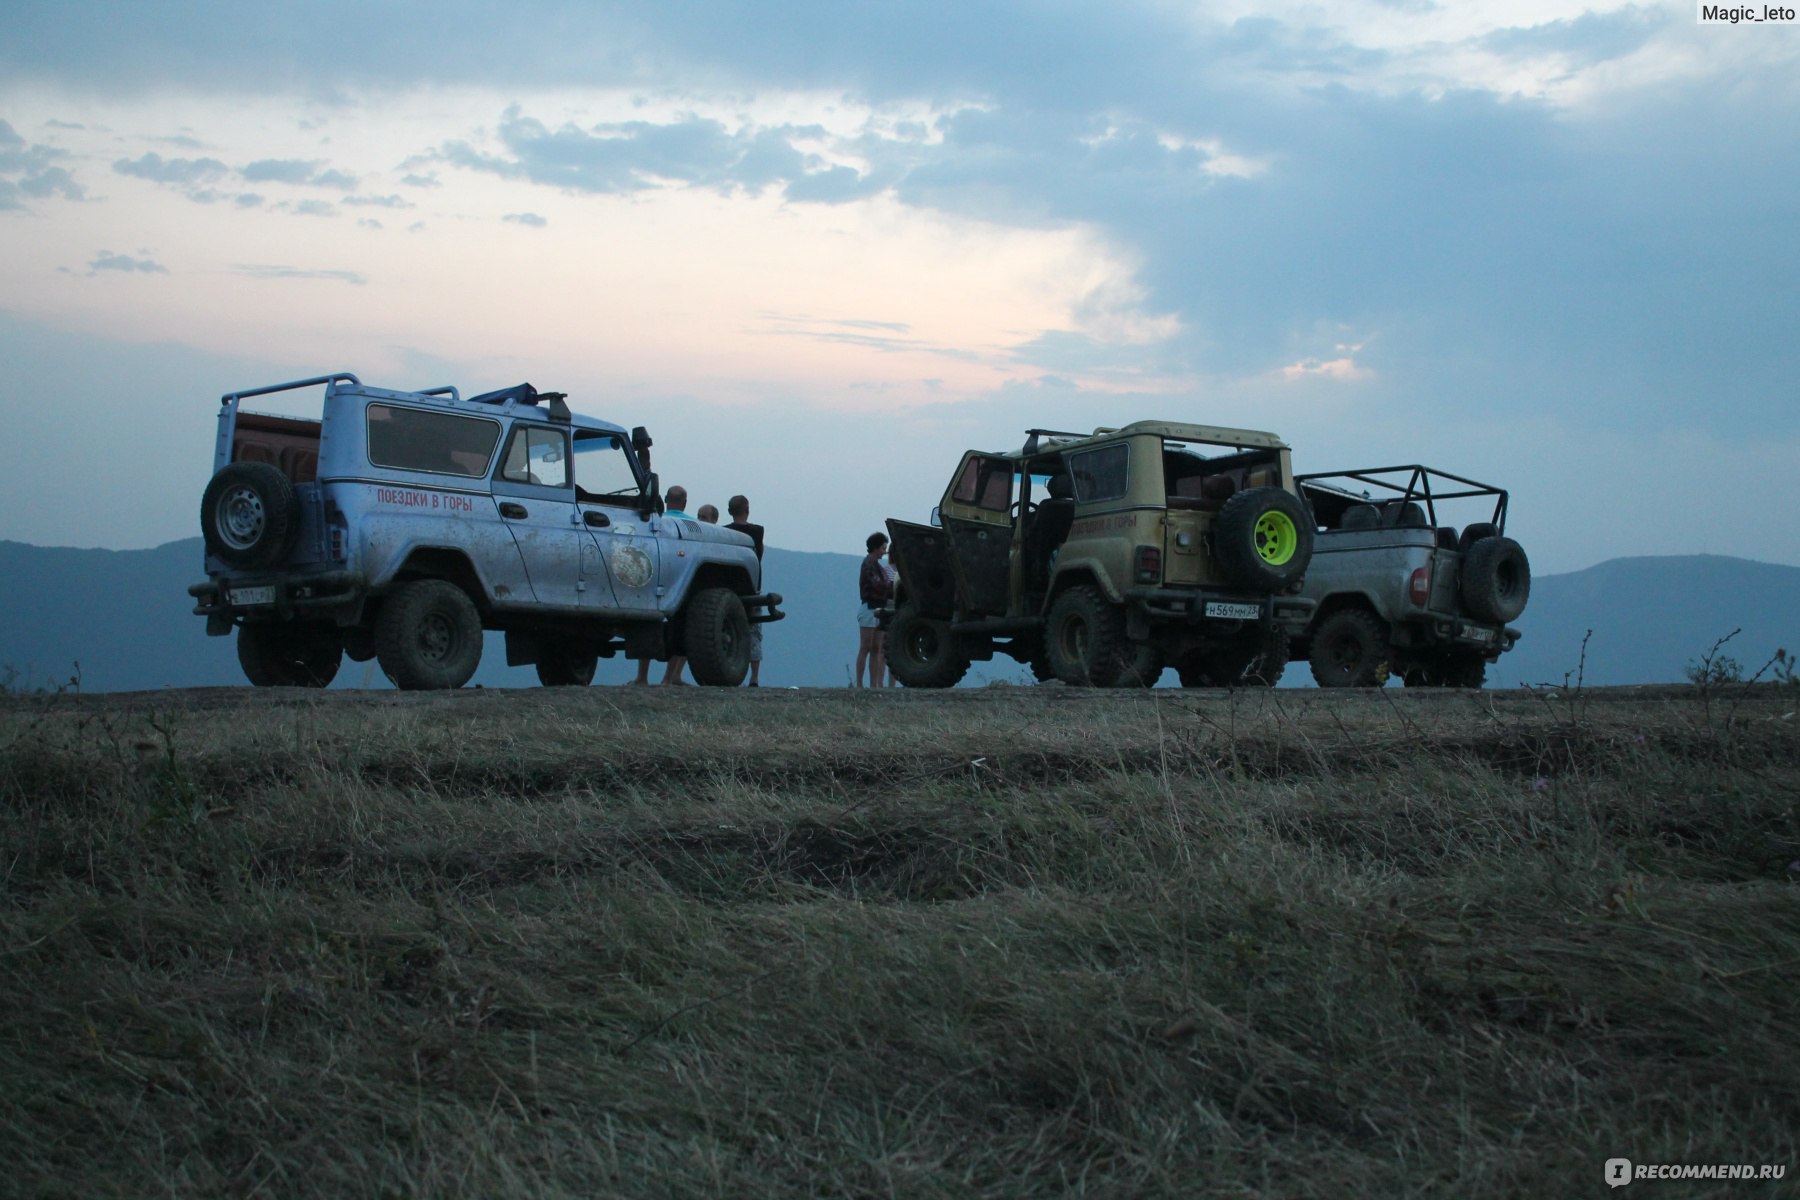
<box><xmin>1293</xmin><ymin>465</ymin><xmax>1528</xmax><ymax>688</ymax></box>
<box><xmin>189</xmin><ymin>372</ymin><xmax>781</xmax><ymax>689</ymax></box>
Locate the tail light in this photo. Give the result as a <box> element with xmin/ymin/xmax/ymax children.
<box><xmin>1408</xmin><ymin>566</ymin><xmax>1430</xmax><ymax>607</ymax></box>
<box><xmin>1135</xmin><ymin>544</ymin><xmax>1162</xmax><ymax>584</ymax></box>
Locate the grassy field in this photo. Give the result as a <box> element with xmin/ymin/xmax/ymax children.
<box><xmin>3</xmin><ymin>679</ymin><xmax>1797</xmax><ymax>1198</ymax></box>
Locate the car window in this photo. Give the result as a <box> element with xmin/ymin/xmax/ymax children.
<box><xmin>572</xmin><ymin>431</ymin><xmax>642</xmax><ymax>501</ymax></box>
<box><xmin>950</xmin><ymin>455</ymin><xmax>1013</xmax><ymax>512</ymax></box>
<box><xmin>1068</xmin><ymin>444</ymin><xmax>1129</xmax><ymax>503</ymax></box>
<box><xmin>498</xmin><ymin>425</ymin><xmax>569</xmax><ymax>488</ymax></box>
<box><xmin>366</xmin><ymin>403</ymin><xmax>501</xmax><ymax>477</ymax></box>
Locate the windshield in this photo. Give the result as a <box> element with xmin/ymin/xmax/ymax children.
<box><xmin>573</xmin><ymin>431</ymin><xmax>642</xmax><ymax>500</ymax></box>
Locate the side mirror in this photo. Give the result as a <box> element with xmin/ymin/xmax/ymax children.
<box><xmin>930</xmin><ymin>505</ymin><xmax>942</xmax><ymax>528</ymax></box>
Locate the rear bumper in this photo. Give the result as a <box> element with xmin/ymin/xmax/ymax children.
<box><xmin>1124</xmin><ymin>587</ymin><xmax>1316</xmax><ymax>629</ymax></box>
<box><xmin>1405</xmin><ymin>613</ymin><xmax>1521</xmax><ymax>656</ymax></box>
<box><xmin>190</xmin><ymin>571</ymin><xmax>366</xmax><ymax>633</ymax></box>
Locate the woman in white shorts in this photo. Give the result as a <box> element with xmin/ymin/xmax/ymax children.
<box><xmin>855</xmin><ymin>532</ymin><xmax>893</xmax><ymax>686</ymax></box>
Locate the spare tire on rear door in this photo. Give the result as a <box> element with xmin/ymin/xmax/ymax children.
<box><xmin>1459</xmin><ymin>536</ymin><xmax>1531</xmax><ymax>624</ymax></box>
<box><xmin>1213</xmin><ymin>487</ymin><xmax>1314</xmax><ymax>592</ymax></box>
<box><xmin>201</xmin><ymin>462</ymin><xmax>302</xmax><ymax>569</ymax></box>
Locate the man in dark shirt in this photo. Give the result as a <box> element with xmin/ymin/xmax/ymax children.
<box><xmin>726</xmin><ymin>494</ymin><xmax>767</xmax><ymax>686</ymax></box>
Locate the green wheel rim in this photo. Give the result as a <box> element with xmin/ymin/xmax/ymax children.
<box><xmin>1253</xmin><ymin>510</ymin><xmax>1298</xmax><ymax>566</ymax></box>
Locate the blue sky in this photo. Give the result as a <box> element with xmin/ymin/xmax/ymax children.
<box><xmin>2</xmin><ymin>1</ymin><xmax>1796</xmax><ymax>572</ymax></box>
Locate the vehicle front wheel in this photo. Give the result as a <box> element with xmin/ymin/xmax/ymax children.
<box><xmin>684</xmin><ymin>587</ymin><xmax>751</xmax><ymax>686</ymax></box>
<box><xmin>1307</xmin><ymin>609</ymin><xmax>1390</xmax><ymax>687</ymax></box>
<box><xmin>1046</xmin><ymin>585</ymin><xmax>1129</xmax><ymax>687</ymax></box>
<box><xmin>536</xmin><ymin>644</ymin><xmax>598</xmax><ymax>687</ymax></box>
<box><xmin>375</xmin><ymin>580</ymin><xmax>484</xmax><ymax>690</ymax></box>
<box><xmin>887</xmin><ymin>604</ymin><xmax>969</xmax><ymax>688</ymax></box>
<box><xmin>237</xmin><ymin>622</ymin><xmax>342</xmax><ymax>687</ymax></box>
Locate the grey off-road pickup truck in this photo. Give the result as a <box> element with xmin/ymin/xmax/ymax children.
<box><xmin>1292</xmin><ymin>465</ymin><xmax>1529</xmax><ymax>688</ymax></box>
<box><xmin>190</xmin><ymin>372</ymin><xmax>781</xmax><ymax>689</ymax></box>
<box><xmin>884</xmin><ymin>421</ymin><xmax>1317</xmax><ymax>689</ymax></box>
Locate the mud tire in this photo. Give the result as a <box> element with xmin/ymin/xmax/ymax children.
<box><xmin>1460</xmin><ymin>536</ymin><xmax>1531</xmax><ymax>624</ymax></box>
<box><xmin>1404</xmin><ymin>654</ymin><xmax>1487</xmax><ymax>689</ymax></box>
<box><xmin>375</xmin><ymin>580</ymin><xmax>484</xmax><ymax>690</ymax></box>
<box><xmin>1177</xmin><ymin>628</ymin><xmax>1288</xmax><ymax>688</ymax></box>
<box><xmin>887</xmin><ymin>604</ymin><xmax>970</xmax><ymax>688</ymax></box>
<box><xmin>237</xmin><ymin>622</ymin><xmax>342</xmax><ymax>687</ymax></box>
<box><xmin>536</xmin><ymin>645</ymin><xmax>598</xmax><ymax>687</ymax></box>
<box><xmin>1111</xmin><ymin>641</ymin><xmax>1164</xmax><ymax>688</ymax></box>
<box><xmin>1046</xmin><ymin>585</ymin><xmax>1129</xmax><ymax>687</ymax></box>
<box><xmin>1307</xmin><ymin>608</ymin><xmax>1391</xmax><ymax>688</ymax></box>
<box><xmin>1213</xmin><ymin>487</ymin><xmax>1314</xmax><ymax>593</ymax></box>
<box><xmin>201</xmin><ymin>462</ymin><xmax>301</xmax><ymax>569</ymax></box>
<box><xmin>684</xmin><ymin>587</ymin><xmax>750</xmax><ymax>686</ymax></box>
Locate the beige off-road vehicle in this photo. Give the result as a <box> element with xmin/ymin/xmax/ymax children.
<box><xmin>884</xmin><ymin>422</ymin><xmax>1316</xmax><ymax>688</ymax></box>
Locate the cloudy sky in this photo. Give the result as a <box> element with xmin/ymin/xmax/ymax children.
<box><xmin>2</xmin><ymin>1</ymin><xmax>1796</xmax><ymax>573</ymax></box>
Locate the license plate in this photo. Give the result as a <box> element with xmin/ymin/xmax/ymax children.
<box><xmin>230</xmin><ymin>586</ymin><xmax>276</xmax><ymax>607</ymax></box>
<box><xmin>1204</xmin><ymin>601</ymin><xmax>1261</xmax><ymax>620</ymax></box>
<box><xmin>1460</xmin><ymin>624</ymin><xmax>1496</xmax><ymax>644</ymax></box>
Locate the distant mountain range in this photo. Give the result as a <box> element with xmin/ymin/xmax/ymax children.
<box><xmin>1</xmin><ymin>540</ymin><xmax>1793</xmax><ymax>693</ymax></box>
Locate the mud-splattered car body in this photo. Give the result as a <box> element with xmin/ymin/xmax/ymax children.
<box><xmin>190</xmin><ymin>372</ymin><xmax>780</xmax><ymax>689</ymax></box>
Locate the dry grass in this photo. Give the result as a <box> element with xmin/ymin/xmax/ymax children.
<box><xmin>2</xmin><ymin>681</ymin><xmax>1797</xmax><ymax>1197</ymax></box>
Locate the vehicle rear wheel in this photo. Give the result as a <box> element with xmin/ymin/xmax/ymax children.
<box><xmin>1241</xmin><ymin>628</ymin><xmax>1289</xmax><ymax>687</ymax></box>
<box><xmin>1452</xmin><ymin>656</ymin><xmax>1488</xmax><ymax>689</ymax></box>
<box><xmin>1403</xmin><ymin>654</ymin><xmax>1488</xmax><ymax>689</ymax></box>
<box><xmin>1046</xmin><ymin>585</ymin><xmax>1128</xmax><ymax>687</ymax></box>
<box><xmin>1110</xmin><ymin>641</ymin><xmax>1164</xmax><ymax>688</ymax></box>
<box><xmin>1460</xmin><ymin>536</ymin><xmax>1531</xmax><ymax>624</ymax></box>
<box><xmin>1027</xmin><ymin>656</ymin><xmax>1055</xmax><ymax>684</ymax></box>
<box><xmin>375</xmin><ymin>580</ymin><xmax>484</xmax><ymax>690</ymax></box>
<box><xmin>684</xmin><ymin>587</ymin><xmax>750</xmax><ymax>686</ymax></box>
<box><xmin>200</xmin><ymin>462</ymin><xmax>301</xmax><ymax>569</ymax></box>
<box><xmin>1177</xmin><ymin>627</ymin><xmax>1288</xmax><ymax>688</ymax></box>
<box><xmin>1213</xmin><ymin>487</ymin><xmax>1314</xmax><ymax>592</ymax></box>
<box><xmin>536</xmin><ymin>644</ymin><xmax>598</xmax><ymax>687</ymax></box>
<box><xmin>1307</xmin><ymin>609</ymin><xmax>1390</xmax><ymax>688</ymax></box>
<box><xmin>887</xmin><ymin>604</ymin><xmax>970</xmax><ymax>688</ymax></box>
<box><xmin>237</xmin><ymin>622</ymin><xmax>342</xmax><ymax>687</ymax></box>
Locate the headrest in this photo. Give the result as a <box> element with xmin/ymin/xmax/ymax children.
<box><xmin>1201</xmin><ymin>475</ymin><xmax>1237</xmax><ymax>501</ymax></box>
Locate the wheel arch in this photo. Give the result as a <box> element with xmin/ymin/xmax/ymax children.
<box><xmin>1294</xmin><ymin>591</ymin><xmax>1381</xmax><ymax>655</ymax></box>
<box><xmin>688</xmin><ymin>561</ymin><xmax>756</xmax><ymax>598</ymax></box>
<box><xmin>383</xmin><ymin>548</ymin><xmax>492</xmax><ymax>622</ymax></box>
<box><xmin>1044</xmin><ymin>563</ymin><xmax>1120</xmax><ymax>610</ymax></box>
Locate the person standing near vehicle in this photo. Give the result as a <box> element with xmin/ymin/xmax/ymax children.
<box><xmin>726</xmin><ymin>494</ymin><xmax>767</xmax><ymax>687</ymax></box>
<box><xmin>881</xmin><ymin>554</ymin><xmax>901</xmax><ymax>686</ymax></box>
<box><xmin>634</xmin><ymin>485</ymin><xmax>694</xmax><ymax>685</ymax></box>
<box><xmin>855</xmin><ymin>532</ymin><xmax>893</xmax><ymax>687</ymax></box>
